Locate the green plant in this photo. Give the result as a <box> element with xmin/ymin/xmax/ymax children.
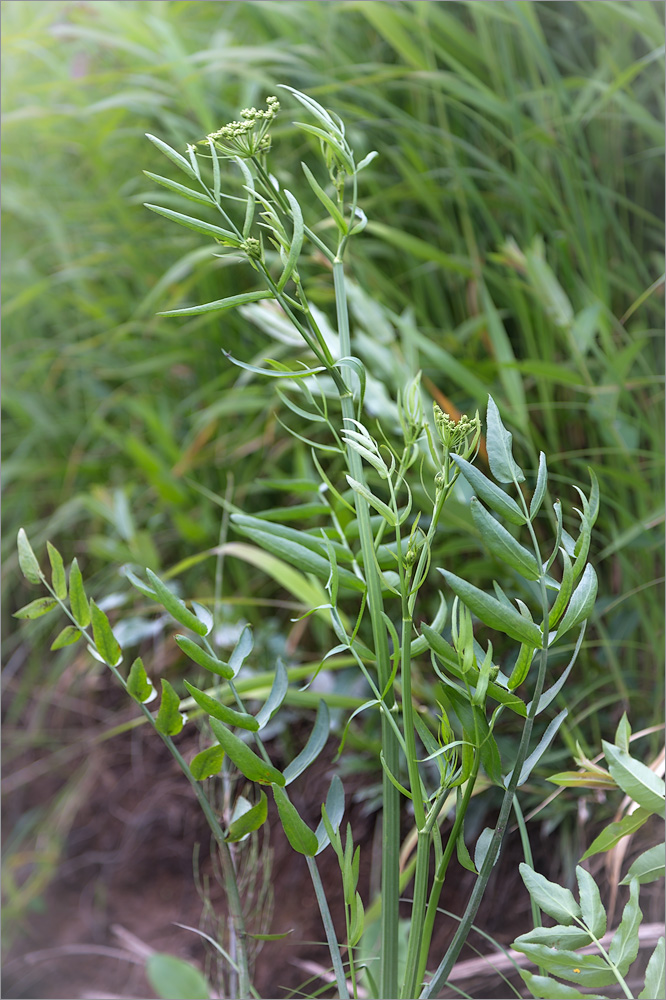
<box><xmin>14</xmin><ymin>89</ymin><xmax>604</xmax><ymax>1000</ymax></box>
<box><xmin>512</xmin><ymin>715</ymin><xmax>665</xmax><ymax>1000</ymax></box>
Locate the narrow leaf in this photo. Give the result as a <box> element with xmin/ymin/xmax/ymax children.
<box><xmin>143</xmin><ymin>170</ymin><xmax>212</xmax><ymax>205</ymax></box>
<box><xmin>254</xmin><ymin>658</ymin><xmax>289</xmax><ymax>729</ymax></box>
<box><xmin>283</xmin><ymin>700</ymin><xmax>331</xmax><ymax>785</ymax></box>
<box><xmin>346</xmin><ymin>476</ymin><xmax>397</xmax><ymax>525</ymax></box>
<box><xmin>486</xmin><ymin>395</ymin><xmax>525</xmax><ymax>484</ymax></box>
<box><xmin>145</xmin><ymin>133</ymin><xmax>198</xmax><ymax>179</ymax></box>
<box><xmin>639</xmin><ymin>937</ymin><xmax>665</xmax><ymax>1000</ymax></box>
<box><xmin>513</xmin><ymin>942</ymin><xmax>615</xmax><ymax>988</ymax></box>
<box><xmin>511</xmin><ymin>709</ymin><xmax>568</xmax><ymax>787</ymax></box>
<box><xmin>554</xmin><ymin>563</ymin><xmax>598</xmax><ymax>639</ymax></box>
<box><xmin>144</xmin><ymin>203</ymin><xmax>240</xmax><ymax>243</ymax></box>
<box><xmin>47</xmin><ymin>542</ymin><xmax>67</xmax><ymax>599</ymax></box>
<box><xmin>520</xmin><ymin>971</ymin><xmax>606</xmax><ymax>999</ymax></box>
<box><xmin>183</xmin><ymin>680</ymin><xmax>258</xmax><ymax>731</ymax></box>
<box><xmin>474</xmin><ymin>827</ymin><xmax>498</xmax><ymax>873</ymax></box>
<box><xmin>229</xmin><ymin>623</ymin><xmax>253</xmax><ymax>677</ymax></box>
<box><xmin>301</xmin><ymin>161</ymin><xmax>347</xmax><ymax>232</ymax></box>
<box><xmin>209</xmin><ymin>717</ymin><xmax>284</xmax><ymax>786</ymax></box>
<box><xmin>272</xmin><ymin>785</ymin><xmax>318</xmax><ymax>856</ymax></box>
<box><xmin>190</xmin><ymin>744</ymin><xmax>225</xmax><ymax>781</ymax></box>
<box><xmin>315</xmin><ymin>775</ymin><xmax>345</xmax><ymax>855</ymax></box>
<box><xmin>158</xmin><ymin>290</ymin><xmax>270</xmax><ymax>317</ymax></box>
<box><xmin>609</xmin><ymin>877</ymin><xmax>642</xmax><ymax>974</ymax></box>
<box><xmin>17</xmin><ymin>528</ymin><xmax>43</xmax><ymax>584</ymax></box>
<box><xmin>580</xmin><ymin>808</ymin><xmax>651</xmax><ymax>861</ymax></box>
<box><xmin>277</xmin><ymin>190</ymin><xmax>304</xmax><ymax>291</ymax></box>
<box><xmin>576</xmin><ymin>866</ymin><xmax>606</xmax><ymax>938</ymax></box>
<box><xmin>69</xmin><ymin>559</ymin><xmax>90</xmax><ymax>627</ymax></box>
<box><xmin>530</xmin><ymin>452</ymin><xmax>548</xmax><ymax>520</ymax></box>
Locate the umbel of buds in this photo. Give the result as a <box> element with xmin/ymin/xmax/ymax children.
<box><xmin>203</xmin><ymin>96</ymin><xmax>280</xmax><ymax>158</ymax></box>
<box><xmin>432</xmin><ymin>403</ymin><xmax>481</xmax><ymax>492</ymax></box>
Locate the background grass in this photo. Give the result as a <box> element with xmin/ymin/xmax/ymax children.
<box><xmin>3</xmin><ymin>0</ymin><xmax>664</xmax><ymax>988</ymax></box>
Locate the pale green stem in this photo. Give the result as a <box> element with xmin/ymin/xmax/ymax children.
<box><xmin>333</xmin><ymin>255</ymin><xmax>400</xmax><ymax>999</ymax></box>
<box><xmin>307</xmin><ymin>856</ymin><xmax>351</xmax><ymax>1000</ymax></box>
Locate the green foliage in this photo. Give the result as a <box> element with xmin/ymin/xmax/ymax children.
<box><xmin>145</xmin><ymin>953</ymin><xmax>210</xmax><ymax>1000</ymax></box>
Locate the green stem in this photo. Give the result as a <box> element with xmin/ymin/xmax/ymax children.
<box><xmin>333</xmin><ymin>255</ymin><xmax>400</xmax><ymax>999</ymax></box>
<box><xmin>307</xmin><ymin>856</ymin><xmax>351</xmax><ymax>1000</ymax></box>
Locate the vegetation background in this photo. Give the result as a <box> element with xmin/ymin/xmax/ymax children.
<box><xmin>2</xmin><ymin>2</ymin><xmax>664</xmax><ymax>998</ymax></box>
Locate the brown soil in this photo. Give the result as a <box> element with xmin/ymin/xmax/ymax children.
<box><xmin>3</xmin><ymin>693</ymin><xmax>663</xmax><ymax>1000</ymax></box>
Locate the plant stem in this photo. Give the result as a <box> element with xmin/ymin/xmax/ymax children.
<box><xmin>333</xmin><ymin>256</ymin><xmax>400</xmax><ymax>999</ymax></box>
<box><xmin>307</xmin><ymin>856</ymin><xmax>351</xmax><ymax>1000</ymax></box>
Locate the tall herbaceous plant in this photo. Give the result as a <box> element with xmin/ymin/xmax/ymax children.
<box><xmin>17</xmin><ymin>90</ymin><xmax>660</xmax><ymax>1000</ymax></box>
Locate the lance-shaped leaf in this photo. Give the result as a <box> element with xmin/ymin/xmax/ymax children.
<box><xmin>127</xmin><ymin>657</ymin><xmax>155</xmax><ymax>703</ymax></box>
<box><xmin>301</xmin><ymin>161</ymin><xmax>347</xmax><ymax>233</ymax></box>
<box><xmin>530</xmin><ymin>452</ymin><xmax>548</xmax><ymax>520</ymax></box>
<box><xmin>439</xmin><ymin>569</ymin><xmax>542</xmax><ymax>647</ymax></box>
<box><xmin>486</xmin><ymin>395</ymin><xmax>525</xmax><ymax>484</ymax></box>
<box><xmin>145</xmin><ymin>569</ymin><xmax>208</xmax><ymax>636</ymax></box>
<box><xmin>190</xmin><ymin>744</ymin><xmax>225</xmax><ymax>781</ymax></box>
<box><xmin>47</xmin><ymin>542</ymin><xmax>67</xmax><ymax>599</ymax></box>
<box><xmin>580</xmin><ymin>808</ymin><xmax>651</xmax><ymax>861</ymax></box>
<box><xmin>315</xmin><ymin>775</ymin><xmax>345</xmax><ymax>854</ymax></box>
<box><xmin>155</xmin><ymin>678</ymin><xmax>184</xmax><ymax>736</ymax></box>
<box><xmin>143</xmin><ymin>169</ymin><xmax>213</xmax><ymax>206</ymax></box>
<box><xmin>576</xmin><ymin>866</ymin><xmax>606</xmax><ymax>938</ymax></box>
<box><xmin>229</xmin><ymin>623</ymin><xmax>253</xmax><ymax>677</ymax></box>
<box><xmin>346</xmin><ymin>477</ymin><xmax>397</xmax><ymax>526</ymax></box>
<box><xmin>639</xmin><ymin>937</ymin><xmax>665</xmax><ymax>1000</ymax></box>
<box><xmin>17</xmin><ymin>528</ymin><xmax>43</xmax><ymax>584</ymax></box>
<box><xmin>144</xmin><ymin>203</ymin><xmax>240</xmax><ymax>244</ymax></box>
<box><xmin>14</xmin><ymin>597</ymin><xmax>58</xmax><ymax>619</ymax></box>
<box><xmin>507</xmin><ymin>642</ymin><xmax>536</xmax><ymax>690</ymax></box>
<box><xmin>158</xmin><ymin>290</ymin><xmax>271</xmax><ymax>317</ymax></box>
<box><xmin>183</xmin><ymin>680</ymin><xmax>258</xmax><ymax>731</ymax></box>
<box><xmin>277</xmin><ymin>190</ymin><xmax>303</xmax><ymax>291</ymax></box>
<box><xmin>609</xmin><ymin>878</ymin><xmax>642</xmax><ymax>975</ymax></box>
<box><xmin>470</xmin><ymin>498</ymin><xmax>540</xmax><ymax>580</ymax></box>
<box><xmin>226</xmin><ymin>791</ymin><xmax>268</xmax><ymax>842</ymax></box>
<box><xmin>450</xmin><ymin>456</ymin><xmax>526</xmax><ymax>525</ymax></box>
<box><xmin>602</xmin><ymin>741</ymin><xmax>665</xmax><ymax>815</ymax></box>
<box><xmin>421</xmin><ymin>623</ymin><xmax>526</xmax><ymax>716</ymax></box>
<box><xmin>272</xmin><ymin>785</ymin><xmax>319</xmax><ymax>856</ymax></box>
<box><xmin>553</xmin><ymin>562</ymin><xmax>597</xmax><ymax>639</ymax></box>
<box><xmin>90</xmin><ymin>600</ymin><xmax>122</xmax><ymax>667</ymax></box>
<box><xmin>516</xmin><ymin>925</ymin><xmax>594</xmax><ymax>950</ymax></box>
<box><xmin>69</xmin><ymin>558</ymin><xmax>90</xmax><ymax>627</ymax></box>
<box><xmin>283</xmin><ymin>700</ymin><xmax>330</xmax><ymax>785</ymax></box>
<box><xmin>175</xmin><ymin>634</ymin><xmax>233</xmax><ymax>680</ymax></box>
<box><xmin>254</xmin><ymin>658</ymin><xmax>289</xmax><ymax>729</ymax></box>
<box><xmin>548</xmin><ymin>548</ymin><xmax>574</xmax><ymax>628</ymax></box>
<box><xmin>518</xmin><ymin>863</ymin><xmax>581</xmax><ymax>925</ymax></box>
<box><xmin>620</xmin><ymin>843</ymin><xmax>665</xmax><ymax>886</ymax></box>
<box><xmin>146</xmin><ymin>953</ymin><xmax>210</xmax><ymax>1000</ymax></box>
<box><xmin>508</xmin><ymin>709</ymin><xmax>568</xmax><ymax>787</ymax></box>
<box><xmin>209</xmin><ymin>717</ymin><xmax>284</xmax><ymax>786</ymax></box>
<box><xmin>145</xmin><ymin>133</ymin><xmax>198</xmax><ymax>179</ymax></box>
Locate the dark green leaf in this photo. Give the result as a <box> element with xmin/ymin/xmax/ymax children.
<box><xmin>580</xmin><ymin>808</ymin><xmax>651</xmax><ymax>861</ymax></box>
<box><xmin>254</xmin><ymin>658</ymin><xmax>289</xmax><ymax>729</ymax></box>
<box><xmin>315</xmin><ymin>775</ymin><xmax>345</xmax><ymax>855</ymax></box>
<box><xmin>486</xmin><ymin>395</ymin><xmax>525</xmax><ymax>484</ymax></box>
<box><xmin>47</xmin><ymin>542</ymin><xmax>67</xmax><ymax>599</ymax></box>
<box><xmin>456</xmin><ymin>827</ymin><xmax>477</xmax><ymax>873</ymax></box>
<box><xmin>190</xmin><ymin>744</ymin><xmax>225</xmax><ymax>781</ymax></box>
<box><xmin>209</xmin><ymin>717</ymin><xmax>284</xmax><ymax>786</ymax></box>
<box><xmin>620</xmin><ymin>843</ymin><xmax>665</xmax><ymax>885</ymax></box>
<box><xmin>272</xmin><ymin>785</ymin><xmax>318</xmax><ymax>856</ymax></box>
<box><xmin>520</xmin><ymin>971</ymin><xmax>606</xmax><ymax>999</ymax></box>
<box><xmin>14</xmin><ymin>597</ymin><xmax>58</xmax><ymax>619</ymax></box>
<box><xmin>609</xmin><ymin>877</ymin><xmax>642</xmax><ymax>975</ymax></box>
<box><xmin>512</xmin><ymin>709</ymin><xmax>568</xmax><ymax>787</ymax></box>
<box><xmin>576</xmin><ymin>866</ymin><xmax>606</xmax><ymax>938</ymax></box>
<box><xmin>145</xmin><ymin>953</ymin><xmax>209</xmax><ymax>1000</ymax></box>
<box><xmin>517</xmin><ymin>925</ymin><xmax>594</xmax><ymax>949</ymax></box>
<box><xmin>548</xmin><ymin>549</ymin><xmax>574</xmax><ymax>628</ymax></box>
<box><xmin>17</xmin><ymin>528</ymin><xmax>42</xmax><ymax>584</ymax></box>
<box><xmin>555</xmin><ymin>563</ymin><xmax>597</xmax><ymax>638</ymax></box>
<box><xmin>145</xmin><ymin>133</ymin><xmax>198</xmax><ymax>180</ymax></box>
<box><xmin>530</xmin><ymin>452</ymin><xmax>548</xmax><ymax>520</ymax></box>
<box><xmin>229</xmin><ymin>623</ymin><xmax>253</xmax><ymax>677</ymax></box>
<box><xmin>513</xmin><ymin>942</ymin><xmax>615</xmax><ymax>988</ymax></box>
<box><xmin>639</xmin><ymin>937</ymin><xmax>665</xmax><ymax>1000</ymax></box>
<box><xmin>144</xmin><ymin>203</ymin><xmax>240</xmax><ymax>243</ymax></box>
<box><xmin>90</xmin><ymin>600</ymin><xmax>122</xmax><ymax>667</ymax></box>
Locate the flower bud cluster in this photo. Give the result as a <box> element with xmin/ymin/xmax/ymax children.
<box><xmin>432</xmin><ymin>404</ymin><xmax>481</xmax><ymax>492</ymax></box>
<box><xmin>204</xmin><ymin>96</ymin><xmax>280</xmax><ymax>158</ymax></box>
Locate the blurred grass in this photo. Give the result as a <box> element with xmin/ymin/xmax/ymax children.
<box><xmin>2</xmin><ymin>0</ymin><xmax>664</xmax><ymax>958</ymax></box>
